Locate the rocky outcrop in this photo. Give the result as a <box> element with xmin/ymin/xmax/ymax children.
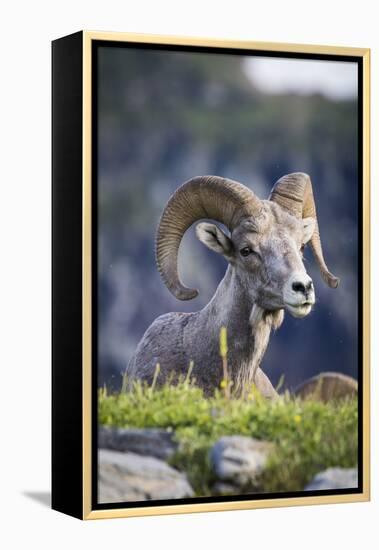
<box><xmin>305</xmin><ymin>467</ymin><xmax>358</xmax><ymax>491</ymax></box>
<box><xmin>210</xmin><ymin>436</ymin><xmax>274</xmax><ymax>491</ymax></box>
<box><xmin>295</xmin><ymin>372</ymin><xmax>358</xmax><ymax>402</ymax></box>
<box><xmin>99</xmin><ymin>426</ymin><xmax>177</xmax><ymax>460</ymax></box>
<box><xmin>97</xmin><ymin>427</ymin><xmax>358</xmax><ymax>502</ymax></box>
<box><xmin>98</xmin><ymin>449</ymin><xmax>194</xmax><ymax>503</ymax></box>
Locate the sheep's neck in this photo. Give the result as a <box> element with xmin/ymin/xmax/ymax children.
<box><xmin>199</xmin><ymin>266</ymin><xmax>283</xmax><ymax>391</ymax></box>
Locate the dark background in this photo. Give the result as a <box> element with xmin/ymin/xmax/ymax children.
<box><xmin>96</xmin><ymin>45</ymin><xmax>359</xmax><ymax>392</ymax></box>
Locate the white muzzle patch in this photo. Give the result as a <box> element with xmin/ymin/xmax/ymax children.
<box><xmin>283</xmin><ymin>271</ymin><xmax>315</xmax><ymax>318</ymax></box>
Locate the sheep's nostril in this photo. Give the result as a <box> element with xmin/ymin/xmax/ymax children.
<box><xmin>305</xmin><ymin>280</ymin><xmax>313</xmax><ymax>292</ymax></box>
<box><xmin>292</xmin><ymin>281</ymin><xmax>306</xmax><ymax>294</ymax></box>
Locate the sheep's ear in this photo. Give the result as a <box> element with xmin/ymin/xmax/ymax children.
<box><xmin>302</xmin><ymin>217</ymin><xmax>316</xmax><ymax>245</ymax></box>
<box><xmin>196</xmin><ymin>222</ymin><xmax>233</xmax><ymax>258</ymax></box>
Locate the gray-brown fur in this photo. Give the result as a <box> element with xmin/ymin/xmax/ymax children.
<box><xmin>126</xmin><ymin>174</ymin><xmax>339</xmax><ymax>397</ymax></box>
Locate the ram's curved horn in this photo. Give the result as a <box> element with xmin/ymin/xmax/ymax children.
<box><xmin>156</xmin><ymin>175</ymin><xmax>262</xmax><ymax>300</ymax></box>
<box><xmin>270</xmin><ymin>172</ymin><xmax>339</xmax><ymax>288</ymax></box>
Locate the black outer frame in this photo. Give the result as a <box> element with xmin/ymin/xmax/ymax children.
<box><xmin>52</xmin><ymin>31</ymin><xmax>364</xmax><ymax>520</ymax></box>
<box><xmin>52</xmin><ymin>31</ymin><xmax>83</xmax><ymax>519</ymax></box>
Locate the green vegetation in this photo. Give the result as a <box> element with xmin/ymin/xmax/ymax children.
<box><xmin>99</xmin><ymin>379</ymin><xmax>358</xmax><ymax>496</ymax></box>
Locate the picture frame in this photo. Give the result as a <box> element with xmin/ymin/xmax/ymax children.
<box><xmin>52</xmin><ymin>30</ymin><xmax>370</xmax><ymax>520</ymax></box>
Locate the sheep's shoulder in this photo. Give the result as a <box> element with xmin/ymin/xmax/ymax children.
<box><xmin>129</xmin><ymin>312</ymin><xmax>192</xmax><ymax>382</ymax></box>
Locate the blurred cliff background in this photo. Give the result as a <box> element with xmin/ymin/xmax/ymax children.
<box><xmin>97</xmin><ymin>45</ymin><xmax>359</xmax><ymax>391</ymax></box>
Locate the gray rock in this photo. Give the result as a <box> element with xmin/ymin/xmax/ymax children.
<box><xmin>210</xmin><ymin>436</ymin><xmax>274</xmax><ymax>486</ymax></box>
<box><xmin>305</xmin><ymin>467</ymin><xmax>358</xmax><ymax>491</ymax></box>
<box><xmin>98</xmin><ymin>449</ymin><xmax>194</xmax><ymax>503</ymax></box>
<box><xmin>295</xmin><ymin>372</ymin><xmax>358</xmax><ymax>402</ymax></box>
<box><xmin>99</xmin><ymin>426</ymin><xmax>177</xmax><ymax>460</ymax></box>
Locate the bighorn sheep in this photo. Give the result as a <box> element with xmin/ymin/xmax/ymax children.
<box><xmin>126</xmin><ymin>173</ymin><xmax>339</xmax><ymax>397</ymax></box>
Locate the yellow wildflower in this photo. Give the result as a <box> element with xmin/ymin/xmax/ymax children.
<box><xmin>219</xmin><ymin>326</ymin><xmax>228</xmax><ymax>358</ymax></box>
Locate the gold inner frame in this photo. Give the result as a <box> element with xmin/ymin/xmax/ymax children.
<box><xmin>82</xmin><ymin>30</ymin><xmax>371</xmax><ymax>520</ymax></box>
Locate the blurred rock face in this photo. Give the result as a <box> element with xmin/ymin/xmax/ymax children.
<box><xmin>98</xmin><ymin>449</ymin><xmax>194</xmax><ymax>503</ymax></box>
<box><xmin>97</xmin><ymin>46</ymin><xmax>359</xmax><ymax>391</ymax></box>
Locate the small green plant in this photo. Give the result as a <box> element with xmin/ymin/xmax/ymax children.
<box><xmin>219</xmin><ymin>326</ymin><xmax>231</xmax><ymax>398</ymax></box>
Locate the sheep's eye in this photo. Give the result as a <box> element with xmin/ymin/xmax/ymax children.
<box><xmin>300</xmin><ymin>244</ymin><xmax>305</xmax><ymax>254</ymax></box>
<box><xmin>240</xmin><ymin>246</ymin><xmax>253</xmax><ymax>257</ymax></box>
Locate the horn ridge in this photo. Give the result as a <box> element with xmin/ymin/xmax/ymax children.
<box><xmin>270</xmin><ymin>172</ymin><xmax>339</xmax><ymax>289</ymax></box>
<box><xmin>156</xmin><ymin>175</ymin><xmax>262</xmax><ymax>300</ymax></box>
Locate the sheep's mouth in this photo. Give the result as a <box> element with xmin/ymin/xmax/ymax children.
<box><xmin>285</xmin><ymin>301</ymin><xmax>313</xmax><ymax>318</ymax></box>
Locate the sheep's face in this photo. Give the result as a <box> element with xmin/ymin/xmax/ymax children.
<box><xmin>196</xmin><ymin>201</ymin><xmax>316</xmax><ymax>318</ymax></box>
